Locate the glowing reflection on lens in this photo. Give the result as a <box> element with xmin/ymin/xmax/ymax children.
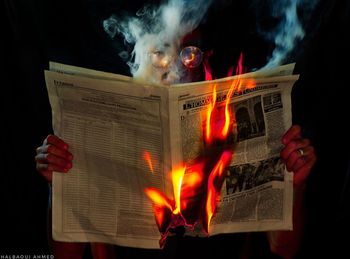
<box><xmin>180</xmin><ymin>46</ymin><xmax>203</xmax><ymax>68</ymax></box>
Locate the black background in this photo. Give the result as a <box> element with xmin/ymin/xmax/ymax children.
<box><xmin>1</xmin><ymin>0</ymin><xmax>350</xmax><ymax>257</ymax></box>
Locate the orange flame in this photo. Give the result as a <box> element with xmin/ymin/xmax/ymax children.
<box><xmin>222</xmin><ymin>81</ymin><xmax>236</xmax><ymax>138</ymax></box>
<box><xmin>143</xmin><ymin>151</ymin><xmax>154</xmax><ymax>174</ymax></box>
<box><xmin>204</xmin><ymin>82</ymin><xmax>235</xmax><ymax>144</ymax></box>
<box><xmin>172</xmin><ymin>166</ymin><xmax>186</xmax><ymax>215</ymax></box>
<box><xmin>204</xmin><ymin>52</ymin><xmax>256</xmax><ymax>144</ymax></box>
<box><xmin>205</xmin><ymin>150</ymin><xmax>233</xmax><ymax>231</ymax></box>
<box><xmin>144</xmin><ymin>187</ymin><xmax>173</xmax><ymax>232</ymax></box>
<box><xmin>205</xmin><ymin>84</ymin><xmax>217</xmax><ymax>143</ymax></box>
<box><xmin>144</xmin><ymin>187</ymin><xmax>173</xmax><ymax>211</ymax></box>
<box><xmin>183</xmin><ymin>170</ymin><xmax>202</xmax><ymax>188</ymax></box>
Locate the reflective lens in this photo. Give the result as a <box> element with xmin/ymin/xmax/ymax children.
<box><xmin>180</xmin><ymin>46</ymin><xmax>203</xmax><ymax>68</ymax></box>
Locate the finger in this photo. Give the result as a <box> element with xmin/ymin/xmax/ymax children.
<box><xmin>284</xmin><ymin>145</ymin><xmax>314</xmax><ymax>172</ymax></box>
<box><xmin>36</xmin><ymin>146</ymin><xmax>43</xmax><ymax>155</ymax></box>
<box><xmin>280</xmin><ymin>138</ymin><xmax>310</xmax><ymax>161</ymax></box>
<box><xmin>282</xmin><ymin>125</ymin><xmax>302</xmax><ymax>145</ymax></box>
<box><xmin>37</xmin><ymin>144</ymin><xmax>73</xmax><ymax>160</ymax></box>
<box><xmin>36</xmin><ymin>156</ymin><xmax>72</xmax><ymax>173</ymax></box>
<box><xmin>284</xmin><ymin>150</ymin><xmax>300</xmax><ymax>172</ymax></box>
<box><xmin>291</xmin><ymin>146</ymin><xmax>316</xmax><ymax>172</ymax></box>
<box><xmin>294</xmin><ymin>155</ymin><xmax>317</xmax><ymax>187</ymax></box>
<box><xmin>45</xmin><ymin>134</ymin><xmax>69</xmax><ymax>150</ymax></box>
<box><xmin>35</xmin><ymin>153</ymin><xmax>48</xmax><ymax>162</ymax></box>
<box><xmin>35</xmin><ymin>150</ymin><xmax>72</xmax><ymax>169</ymax></box>
<box><xmin>47</xmin><ymin>153</ymin><xmax>73</xmax><ymax>169</ymax></box>
<box><xmin>287</xmin><ymin>153</ymin><xmax>307</xmax><ymax>173</ymax></box>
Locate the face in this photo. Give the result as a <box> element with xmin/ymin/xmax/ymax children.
<box><xmin>132</xmin><ymin>33</ymin><xmax>204</xmax><ymax>85</ymax></box>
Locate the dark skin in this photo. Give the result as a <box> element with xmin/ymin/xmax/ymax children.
<box><xmin>35</xmin><ymin>124</ymin><xmax>316</xmax><ymax>259</ymax></box>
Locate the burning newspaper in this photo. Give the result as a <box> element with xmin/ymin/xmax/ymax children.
<box><xmin>46</xmin><ymin>62</ymin><xmax>296</xmax><ymax>249</ymax></box>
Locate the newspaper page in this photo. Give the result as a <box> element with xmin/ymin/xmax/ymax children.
<box><xmin>46</xmin><ymin>62</ymin><xmax>297</xmax><ymax>248</ymax></box>
<box><xmin>45</xmin><ymin>71</ymin><xmax>172</xmax><ymax>249</ymax></box>
<box><xmin>169</xmin><ymin>74</ymin><xmax>297</xmax><ymax>235</ymax></box>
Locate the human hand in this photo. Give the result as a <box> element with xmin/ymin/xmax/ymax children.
<box><xmin>280</xmin><ymin>125</ymin><xmax>316</xmax><ymax>187</ymax></box>
<box><xmin>35</xmin><ymin>135</ymin><xmax>73</xmax><ymax>182</ymax></box>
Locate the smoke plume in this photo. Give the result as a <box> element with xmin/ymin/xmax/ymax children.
<box><xmin>103</xmin><ymin>0</ymin><xmax>319</xmax><ymax>82</ymax></box>
<box><xmin>253</xmin><ymin>0</ymin><xmax>319</xmax><ymax>69</ymax></box>
<box><xmin>103</xmin><ymin>0</ymin><xmax>213</xmax><ymax>85</ymax></box>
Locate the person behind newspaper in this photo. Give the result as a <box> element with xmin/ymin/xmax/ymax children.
<box><xmin>34</xmin><ymin>1</ymin><xmax>318</xmax><ymax>259</ymax></box>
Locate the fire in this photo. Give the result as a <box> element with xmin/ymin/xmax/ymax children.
<box><xmin>144</xmin><ymin>187</ymin><xmax>173</xmax><ymax>233</ymax></box>
<box><xmin>205</xmin><ymin>81</ymin><xmax>236</xmax><ymax>144</ymax></box>
<box><xmin>144</xmin><ymin>53</ymin><xmax>256</xmax><ymax>247</ymax></box>
<box><xmin>144</xmin><ymin>187</ymin><xmax>173</xmax><ymax>211</ymax></box>
<box><xmin>203</xmin><ymin>50</ymin><xmax>214</xmax><ymax>81</ymax></box>
<box><xmin>171</xmin><ymin>166</ymin><xmax>186</xmax><ymax>215</ymax></box>
<box><xmin>143</xmin><ymin>151</ymin><xmax>154</xmax><ymax>174</ymax></box>
<box><xmin>205</xmin><ymin>84</ymin><xmax>217</xmax><ymax>142</ymax></box>
<box><xmin>204</xmin><ymin>150</ymin><xmax>233</xmax><ymax>232</ymax></box>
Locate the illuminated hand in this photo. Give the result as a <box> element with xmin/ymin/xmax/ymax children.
<box><xmin>35</xmin><ymin>135</ymin><xmax>73</xmax><ymax>182</ymax></box>
<box><xmin>280</xmin><ymin>125</ymin><xmax>317</xmax><ymax>187</ymax></box>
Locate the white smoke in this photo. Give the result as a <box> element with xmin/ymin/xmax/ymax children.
<box><xmin>103</xmin><ymin>0</ymin><xmax>213</xmax><ymax>85</ymax></box>
<box><xmin>103</xmin><ymin>0</ymin><xmax>319</xmax><ymax>81</ymax></box>
<box><xmin>259</xmin><ymin>0</ymin><xmax>319</xmax><ymax>69</ymax></box>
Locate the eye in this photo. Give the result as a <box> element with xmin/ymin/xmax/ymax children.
<box><xmin>150</xmin><ymin>50</ymin><xmax>172</xmax><ymax>68</ymax></box>
<box><xmin>180</xmin><ymin>46</ymin><xmax>203</xmax><ymax>68</ymax></box>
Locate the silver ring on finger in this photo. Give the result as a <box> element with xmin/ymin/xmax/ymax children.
<box><xmin>297</xmin><ymin>148</ymin><xmax>305</xmax><ymax>157</ymax></box>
